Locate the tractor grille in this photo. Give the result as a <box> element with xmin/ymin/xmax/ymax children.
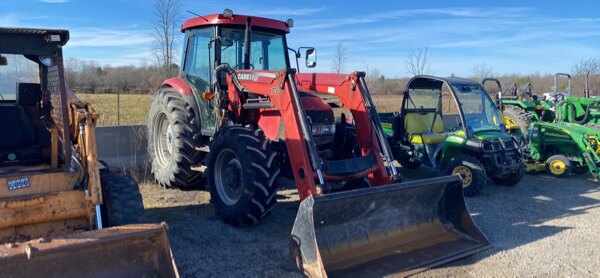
<box><xmin>305</xmin><ymin>110</ymin><xmax>334</xmax><ymax>126</ymax></box>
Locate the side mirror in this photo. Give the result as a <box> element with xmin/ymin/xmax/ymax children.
<box><xmin>305</xmin><ymin>48</ymin><xmax>316</xmax><ymax>68</ymax></box>
<box><xmin>0</xmin><ymin>55</ymin><xmax>7</xmax><ymax>66</ymax></box>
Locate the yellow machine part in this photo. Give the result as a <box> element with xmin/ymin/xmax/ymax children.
<box><xmin>0</xmin><ymin>223</ymin><xmax>179</xmax><ymax>278</ymax></box>
<box><xmin>503</xmin><ymin>115</ymin><xmax>520</xmax><ymax>131</ymax></box>
<box><xmin>526</xmin><ymin>162</ymin><xmax>546</xmax><ymax>173</ymax></box>
<box><xmin>0</xmin><ymin>170</ymin><xmax>93</xmax><ymax>243</ymax></box>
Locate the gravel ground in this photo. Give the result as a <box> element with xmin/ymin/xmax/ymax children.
<box><xmin>140</xmin><ymin>168</ymin><xmax>600</xmax><ymax>277</ymax></box>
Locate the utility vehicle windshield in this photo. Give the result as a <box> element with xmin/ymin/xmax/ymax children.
<box><xmin>452</xmin><ymin>84</ymin><xmax>502</xmax><ymax>131</ymax></box>
<box><xmin>220</xmin><ymin>28</ymin><xmax>287</xmax><ymax>70</ymax></box>
<box><xmin>0</xmin><ymin>54</ymin><xmax>39</xmax><ymax>101</ymax></box>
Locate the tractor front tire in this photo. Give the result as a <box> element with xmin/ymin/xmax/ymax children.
<box><xmin>545</xmin><ymin>155</ymin><xmax>572</xmax><ymax>178</ymax></box>
<box><xmin>207</xmin><ymin>127</ymin><xmax>281</xmax><ymax>226</ymax></box>
<box><xmin>148</xmin><ymin>89</ymin><xmax>206</xmax><ymax>189</ymax></box>
<box><xmin>445</xmin><ymin>155</ymin><xmax>487</xmax><ymax>197</ymax></box>
<box><xmin>100</xmin><ymin>173</ymin><xmax>144</xmax><ymax>227</ymax></box>
<box><xmin>491</xmin><ymin>164</ymin><xmax>525</xmax><ymax>186</ymax></box>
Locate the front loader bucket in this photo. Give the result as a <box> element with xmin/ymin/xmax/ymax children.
<box><xmin>290</xmin><ymin>175</ymin><xmax>491</xmax><ymax>277</ymax></box>
<box><xmin>0</xmin><ymin>223</ymin><xmax>178</xmax><ymax>278</ymax></box>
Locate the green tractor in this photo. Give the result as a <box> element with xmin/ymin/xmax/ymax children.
<box><xmin>555</xmin><ymin>72</ymin><xmax>600</xmax><ymax>128</ymax></box>
<box><xmin>381</xmin><ymin>75</ymin><xmax>524</xmax><ymax>196</ymax></box>
<box><xmin>485</xmin><ymin>77</ymin><xmax>600</xmax><ymax>182</ymax></box>
<box><xmin>526</xmin><ymin>122</ymin><xmax>600</xmax><ymax>183</ymax></box>
<box><xmin>495</xmin><ymin>80</ymin><xmax>555</xmax><ymax>139</ymax></box>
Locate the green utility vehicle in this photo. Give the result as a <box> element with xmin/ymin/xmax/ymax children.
<box><xmin>381</xmin><ymin>75</ymin><xmax>524</xmax><ymax>196</ymax></box>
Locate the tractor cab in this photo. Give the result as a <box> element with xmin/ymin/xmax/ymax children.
<box><xmin>176</xmin><ymin>10</ymin><xmax>320</xmax><ymax>136</ymax></box>
<box><xmin>381</xmin><ymin>75</ymin><xmax>524</xmax><ymax>196</ymax></box>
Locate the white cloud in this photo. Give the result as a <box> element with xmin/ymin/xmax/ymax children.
<box><xmin>250</xmin><ymin>7</ymin><xmax>327</xmax><ymax>16</ymax></box>
<box><xmin>68</xmin><ymin>28</ymin><xmax>153</xmax><ymax>47</ymax></box>
<box><xmin>0</xmin><ymin>14</ymin><xmax>21</xmax><ymax>26</ymax></box>
<box><xmin>296</xmin><ymin>7</ymin><xmax>533</xmax><ymax>30</ymax></box>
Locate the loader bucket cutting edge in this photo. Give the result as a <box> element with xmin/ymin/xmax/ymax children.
<box><xmin>290</xmin><ymin>175</ymin><xmax>491</xmax><ymax>277</ymax></box>
<box><xmin>0</xmin><ymin>223</ymin><xmax>178</xmax><ymax>278</ymax></box>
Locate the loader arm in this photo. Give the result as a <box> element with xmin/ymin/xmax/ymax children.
<box><xmin>227</xmin><ymin>69</ymin><xmax>396</xmax><ymax>199</ymax></box>
<box><xmin>68</xmin><ymin>95</ymin><xmax>104</xmax><ymax>227</ymax></box>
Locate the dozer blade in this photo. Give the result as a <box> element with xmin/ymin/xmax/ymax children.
<box><xmin>0</xmin><ymin>223</ymin><xmax>178</xmax><ymax>278</ymax></box>
<box><xmin>290</xmin><ymin>175</ymin><xmax>491</xmax><ymax>277</ymax></box>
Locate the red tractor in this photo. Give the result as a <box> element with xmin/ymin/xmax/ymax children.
<box><xmin>147</xmin><ymin>9</ymin><xmax>490</xmax><ymax>276</ymax></box>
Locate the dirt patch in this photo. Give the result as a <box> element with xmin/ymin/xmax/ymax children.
<box><xmin>140</xmin><ymin>168</ymin><xmax>600</xmax><ymax>277</ymax></box>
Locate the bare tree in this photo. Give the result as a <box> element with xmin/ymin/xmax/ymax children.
<box><xmin>572</xmin><ymin>56</ymin><xmax>600</xmax><ymax>74</ymax></box>
<box><xmin>152</xmin><ymin>0</ymin><xmax>182</xmax><ymax>78</ymax></box>
<box><xmin>331</xmin><ymin>42</ymin><xmax>347</xmax><ymax>74</ymax></box>
<box><xmin>405</xmin><ymin>46</ymin><xmax>432</xmax><ymax>76</ymax></box>
<box><xmin>471</xmin><ymin>63</ymin><xmax>494</xmax><ymax>80</ymax></box>
<box><xmin>572</xmin><ymin>57</ymin><xmax>600</xmax><ymax>96</ymax></box>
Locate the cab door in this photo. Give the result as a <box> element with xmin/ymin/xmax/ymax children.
<box><xmin>182</xmin><ymin>28</ymin><xmax>215</xmax><ymax>135</ymax></box>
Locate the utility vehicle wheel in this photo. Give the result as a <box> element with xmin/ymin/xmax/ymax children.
<box><xmin>503</xmin><ymin>106</ymin><xmax>530</xmax><ymax>140</ymax></box>
<box><xmin>445</xmin><ymin>155</ymin><xmax>487</xmax><ymax>197</ymax></box>
<box><xmin>100</xmin><ymin>173</ymin><xmax>144</xmax><ymax>227</ymax></box>
<box><xmin>398</xmin><ymin>155</ymin><xmax>422</xmax><ymax>169</ymax></box>
<box><xmin>491</xmin><ymin>164</ymin><xmax>525</xmax><ymax>186</ymax></box>
<box><xmin>545</xmin><ymin>155</ymin><xmax>572</xmax><ymax>178</ymax></box>
<box><xmin>207</xmin><ymin>127</ymin><xmax>280</xmax><ymax>226</ymax></box>
<box><xmin>148</xmin><ymin>89</ymin><xmax>206</xmax><ymax>189</ymax></box>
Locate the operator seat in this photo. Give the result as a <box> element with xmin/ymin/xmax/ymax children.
<box><xmin>404</xmin><ymin>113</ymin><xmax>446</xmax><ymax>145</ymax></box>
<box><xmin>0</xmin><ymin>83</ymin><xmax>43</xmax><ymax>166</ymax></box>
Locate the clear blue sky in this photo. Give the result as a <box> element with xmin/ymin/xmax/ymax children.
<box><xmin>2</xmin><ymin>0</ymin><xmax>600</xmax><ymax>77</ymax></box>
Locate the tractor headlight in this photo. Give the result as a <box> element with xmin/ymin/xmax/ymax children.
<box><xmin>311</xmin><ymin>123</ymin><xmax>336</xmax><ymax>136</ymax></box>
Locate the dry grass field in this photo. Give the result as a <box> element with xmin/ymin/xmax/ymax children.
<box><xmin>77</xmin><ymin>93</ymin><xmax>154</xmax><ymax>126</ymax></box>
<box><xmin>77</xmin><ymin>93</ymin><xmax>404</xmax><ymax>126</ymax></box>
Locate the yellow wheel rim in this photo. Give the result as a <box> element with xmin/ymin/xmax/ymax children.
<box><xmin>549</xmin><ymin>160</ymin><xmax>566</xmax><ymax>175</ymax></box>
<box><xmin>452</xmin><ymin>166</ymin><xmax>473</xmax><ymax>188</ymax></box>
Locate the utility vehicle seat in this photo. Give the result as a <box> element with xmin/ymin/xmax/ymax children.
<box><xmin>404</xmin><ymin>113</ymin><xmax>447</xmax><ymax>144</ymax></box>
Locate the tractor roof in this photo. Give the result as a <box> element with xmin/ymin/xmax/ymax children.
<box><xmin>407</xmin><ymin>75</ymin><xmax>481</xmax><ymax>90</ymax></box>
<box><xmin>0</xmin><ymin>27</ymin><xmax>69</xmax><ymax>56</ymax></box>
<box><xmin>182</xmin><ymin>13</ymin><xmax>290</xmax><ymax>33</ymax></box>
<box><xmin>445</xmin><ymin>77</ymin><xmax>481</xmax><ymax>86</ymax></box>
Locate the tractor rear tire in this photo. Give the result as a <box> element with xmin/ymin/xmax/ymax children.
<box><xmin>100</xmin><ymin>173</ymin><xmax>144</xmax><ymax>227</ymax></box>
<box><xmin>545</xmin><ymin>155</ymin><xmax>572</xmax><ymax>178</ymax></box>
<box><xmin>491</xmin><ymin>164</ymin><xmax>525</xmax><ymax>186</ymax></box>
<box><xmin>148</xmin><ymin>89</ymin><xmax>206</xmax><ymax>189</ymax></box>
<box><xmin>207</xmin><ymin>127</ymin><xmax>281</xmax><ymax>226</ymax></box>
<box><xmin>445</xmin><ymin>155</ymin><xmax>487</xmax><ymax>197</ymax></box>
<box><xmin>503</xmin><ymin>106</ymin><xmax>530</xmax><ymax>141</ymax></box>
